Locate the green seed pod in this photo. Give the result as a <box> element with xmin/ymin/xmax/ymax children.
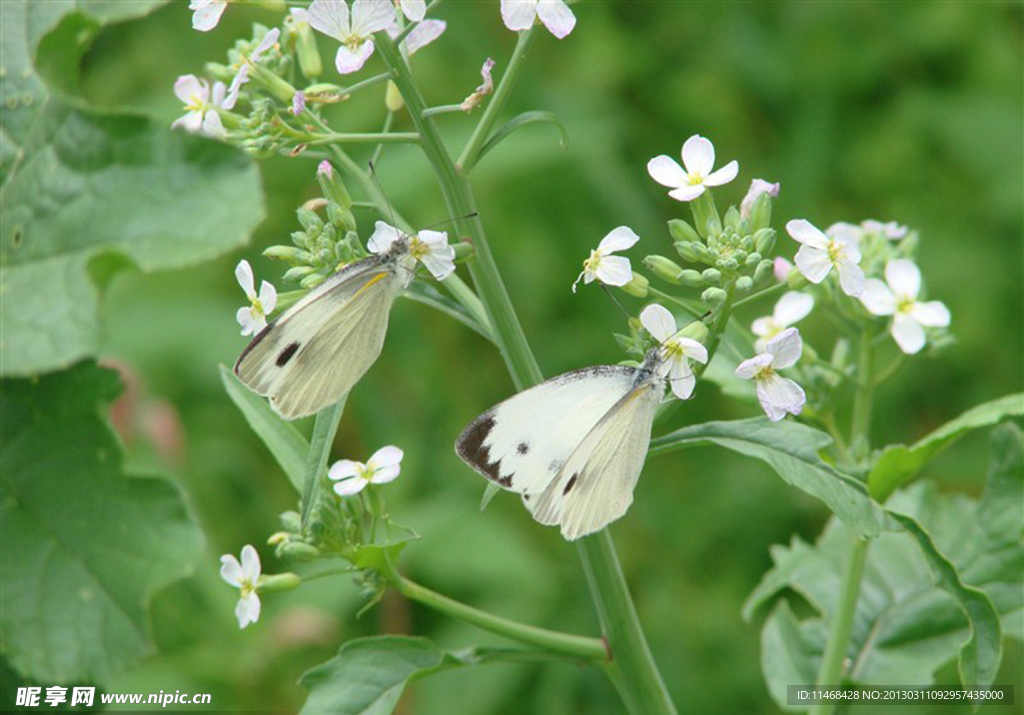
<box><xmin>619</xmin><ymin>272</ymin><xmax>649</xmax><ymax>298</ymax></box>
<box><xmin>679</xmin><ymin>269</ymin><xmax>705</xmax><ymax>288</ymax></box>
<box><xmin>735</xmin><ymin>276</ymin><xmax>754</xmax><ymax>293</ymax></box>
<box><xmin>746</xmin><ymin>252</ymin><xmax>762</xmax><ymax>266</ymax></box>
<box><xmin>701</xmin><ymin>287</ymin><xmax>728</xmax><ymax>306</ymax></box>
<box><xmin>668</xmin><ymin>218</ymin><xmax>701</xmax><ymax>243</ymax></box>
<box><xmin>723</xmin><ymin>205</ymin><xmax>741</xmax><ymax>231</ymax></box>
<box><xmin>674</xmin><ymin>241</ymin><xmax>700</xmax><ymax>263</ymax></box>
<box><xmin>702</xmin><ymin>268</ymin><xmax>722</xmax><ymax>285</ymax></box>
<box><xmin>248</xmin><ymin>62</ymin><xmax>298</xmax><ymax>104</ymax></box>
<box><xmin>754</xmin><ymin>228</ymin><xmax>776</xmax><ymax>255</ymax></box>
<box><xmin>452</xmin><ymin>241</ymin><xmax>475</xmax><ymax>262</ymax></box>
<box><xmin>754</xmin><ymin>258</ymin><xmax>774</xmax><ymax>285</ymax></box>
<box><xmin>644</xmin><ymin>255</ymin><xmax>684</xmax><ymax>284</ymax></box>
<box><xmin>257</xmin><ymin>572</ymin><xmax>302</xmax><ymax>592</ymax></box>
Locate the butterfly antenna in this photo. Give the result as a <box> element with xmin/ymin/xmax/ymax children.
<box><xmin>599</xmin><ymin>283</ymin><xmax>632</xmax><ymax>320</ymax></box>
<box><xmin>655</xmin><ymin>309</ymin><xmax>712</xmax><ymax>349</ymax></box>
<box><xmin>367</xmin><ymin>161</ymin><xmax>401</xmax><ymax>235</ymax></box>
<box><xmin>420</xmin><ymin>212</ymin><xmax>479</xmax><ymax>234</ymax></box>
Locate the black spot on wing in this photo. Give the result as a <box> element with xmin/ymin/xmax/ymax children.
<box><xmin>276</xmin><ymin>342</ymin><xmax>300</xmax><ymax>366</ymax></box>
<box><xmin>455</xmin><ymin>414</ymin><xmax>509</xmax><ymax>486</ymax></box>
<box><xmin>517</xmin><ymin>442</ymin><xmax>529</xmax><ymax>455</ymax></box>
<box><xmin>563</xmin><ymin>473</ymin><xmax>578</xmax><ymax>495</ymax></box>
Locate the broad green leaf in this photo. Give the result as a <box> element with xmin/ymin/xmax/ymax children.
<box><xmin>301</xmin><ymin>399</ymin><xmax>347</xmax><ymax>527</ymax></box>
<box><xmin>650</xmin><ymin>418</ymin><xmax>890</xmax><ymax>538</ymax></box>
<box><xmin>349</xmin><ymin>521</ymin><xmax>420</xmax><ymax>572</ymax></box>
<box><xmin>868</xmin><ymin>393</ymin><xmax>1024</xmax><ymax>501</ymax></box>
<box><xmin>0</xmin><ymin>362</ymin><xmax>203</xmax><ymax>683</ymax></box>
<box><xmin>0</xmin><ymin>0</ymin><xmax>264</xmax><ymax>376</ymax></box>
<box><xmin>760</xmin><ymin>601</ymin><xmax>824</xmax><ymax>712</ymax></box>
<box><xmin>474</xmin><ymin>111</ymin><xmax>569</xmax><ymax>166</ymax></box>
<box><xmin>220</xmin><ymin>364</ymin><xmax>308</xmax><ymax>492</ymax></box>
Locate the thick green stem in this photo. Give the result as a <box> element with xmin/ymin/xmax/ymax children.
<box><xmin>308</xmin><ymin>131</ymin><xmax>419</xmax><ymax>145</ymax></box>
<box><xmin>850</xmin><ymin>327</ymin><xmax>873</xmax><ymax>445</ymax></box>
<box><xmin>397</xmin><ymin>576</ymin><xmax>606</xmax><ymax>661</ymax></box>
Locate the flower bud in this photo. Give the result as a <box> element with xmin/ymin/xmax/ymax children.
<box><xmin>280</xmin><ymin>511</ymin><xmax>301</xmax><ymax>531</ymax></box>
<box><xmin>643</xmin><ymin>255</ymin><xmax>684</xmax><ymax>285</ymax></box>
<box><xmin>303</xmin><ymin>83</ymin><xmax>347</xmax><ymax>103</ymax></box>
<box><xmin>263</xmin><ymin>245</ymin><xmax>308</xmax><ymax>262</ymax></box>
<box><xmin>296</xmin><ymin>207</ymin><xmax>324</xmax><ymax>233</ymax></box>
<box><xmin>317</xmin><ymin>161</ymin><xmax>354</xmax><ymax>210</ymax></box>
<box><xmin>204</xmin><ymin>62</ymin><xmax>233</xmax><ymax>83</ymax></box>
<box><xmin>257</xmin><ymin>572</ymin><xmax>302</xmax><ymax>592</ymax></box>
<box><xmin>668</xmin><ymin>218</ymin><xmax>701</xmax><ymax>243</ymax></box>
<box><xmin>679</xmin><ymin>269</ymin><xmax>704</xmax><ymax>288</ymax></box>
<box><xmin>249</xmin><ymin>63</ymin><xmax>298</xmax><ymax>104</ymax></box>
<box><xmin>294</xmin><ymin>23</ymin><xmax>322</xmax><ymax>78</ymax></box>
<box><xmin>754</xmin><ymin>228</ymin><xmax>776</xmax><ymax>255</ymax></box>
<box><xmin>754</xmin><ymin>258</ymin><xmax>774</xmax><ymax>285</ymax></box>
<box><xmin>614</xmin><ymin>333</ymin><xmax>635</xmax><ymax>352</ymax></box>
<box><xmin>723</xmin><ymin>205</ymin><xmax>741</xmax><ymax>231</ymax></box>
<box><xmin>691</xmin><ymin>192</ymin><xmax>721</xmax><ymax>239</ymax></box>
<box><xmin>678</xmin><ymin>320</ymin><xmax>709</xmax><ymax>343</ymax></box>
<box><xmin>745</xmin><ymin>252</ymin><xmax>762</xmax><ymax>266</ymax></box>
<box><xmin>701</xmin><ymin>287</ymin><xmax>728</xmax><ymax>306</ymax></box>
<box><xmin>452</xmin><ymin>241</ymin><xmax>475</xmax><ymax>262</ymax></box>
<box><xmin>327</xmin><ymin>203</ymin><xmax>357</xmax><ymax>232</ymax></box>
<box><xmin>300</xmin><ymin>273</ymin><xmax>326</xmax><ymax>289</ymax></box>
<box><xmin>283</xmin><ymin>266</ymin><xmax>317</xmax><ymax>282</ymax></box>
<box><xmin>674</xmin><ymin>241</ymin><xmax>700</xmax><ymax>263</ymax></box>
<box><xmin>702</xmin><ymin>268</ymin><xmax>722</xmax><ymax>285</ymax></box>
<box><xmin>385</xmin><ymin>80</ymin><xmax>405</xmax><ymax>112</ymax></box>
<box><xmin>718</xmin><ymin>257</ymin><xmax>739</xmax><ymax>271</ymax></box>
<box><xmin>732</xmin><ymin>249</ymin><xmax>748</xmax><ymax>263</ymax></box>
<box><xmin>786</xmin><ymin>267</ymin><xmax>808</xmax><ymax>289</ymax></box>
<box><xmin>267</xmin><ymin>532</ymin><xmax>289</xmax><ymax>545</ymax></box>
<box><xmin>740</xmin><ymin>235</ymin><xmax>754</xmax><ymax>252</ymax></box>
<box><xmin>619</xmin><ymin>272</ymin><xmax>649</xmax><ymax>298</ymax></box>
<box><xmin>735</xmin><ymin>276</ymin><xmax>754</xmax><ymax>292</ymax></box>
<box><xmin>692</xmin><ymin>243</ymin><xmax>716</xmax><ymax>265</ymax></box>
<box><xmin>291</xmin><ymin>230</ymin><xmax>309</xmax><ymax>248</ymax></box>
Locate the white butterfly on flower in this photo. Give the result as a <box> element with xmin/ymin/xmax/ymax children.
<box><xmin>640</xmin><ymin>304</ymin><xmax>708</xmax><ymax>400</ymax></box>
<box><xmin>235</xmin><ymin>260</ymin><xmax>277</xmax><ymax>336</ymax></box>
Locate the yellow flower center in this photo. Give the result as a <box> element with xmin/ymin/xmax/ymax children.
<box><xmin>827</xmin><ymin>240</ymin><xmax>846</xmax><ymax>263</ymax></box>
<box><xmin>250</xmin><ymin>299</ymin><xmax>264</xmax><ymax>318</ymax></box>
<box><xmin>409</xmin><ymin>235</ymin><xmax>430</xmax><ymax>261</ymax></box>
<box><xmin>186</xmin><ymin>92</ymin><xmax>208</xmax><ymax>113</ymax></box>
<box><xmin>755</xmin><ymin>365</ymin><xmax>775</xmax><ymax>381</ymax></box>
<box><xmin>896</xmin><ymin>296</ymin><xmax>915</xmax><ymax>313</ymax></box>
<box><xmin>687</xmin><ymin>171</ymin><xmax>704</xmax><ymax>185</ymax></box>
<box><xmin>583</xmin><ymin>248</ymin><xmax>603</xmax><ymax>272</ymax></box>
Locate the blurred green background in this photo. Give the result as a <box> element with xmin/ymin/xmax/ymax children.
<box><xmin>78</xmin><ymin>1</ymin><xmax>1022</xmax><ymax>712</ymax></box>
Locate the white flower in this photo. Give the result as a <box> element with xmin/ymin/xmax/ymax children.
<box><xmin>235</xmin><ymin>260</ymin><xmax>278</xmax><ymax>336</ymax></box>
<box><xmin>751</xmin><ymin>291</ymin><xmax>814</xmax><ymax>351</ymax></box>
<box><xmin>220</xmin><ymin>545</ymin><xmax>261</xmax><ymax>629</ymax></box>
<box><xmin>861</xmin><ymin>219</ymin><xmax>909</xmax><ymax>240</ymax></box>
<box><xmin>647</xmin><ymin>135</ymin><xmax>739</xmax><ymax>203</ymax></box>
<box><xmin>859</xmin><ymin>259</ymin><xmax>950</xmax><ymax>354</ymax></box>
<box><xmin>774</xmin><ymin>257</ymin><xmax>794</xmax><ymax>283</ymax></box>
<box><xmin>786</xmin><ymin>219</ymin><xmax>865</xmax><ymax>296</ymax></box>
<box><xmin>308</xmin><ymin>0</ymin><xmax>396</xmax><ymax>74</ymax></box>
<box><xmin>461</xmin><ymin>58</ymin><xmax>496</xmax><ymax>112</ymax></box>
<box><xmin>572</xmin><ymin>226</ymin><xmax>639</xmax><ymax>293</ymax></box>
<box><xmin>368</xmin><ymin>221</ymin><xmax>455</xmax><ymax>282</ymax></box>
<box><xmin>386</xmin><ymin>18</ymin><xmax>446</xmax><ymax>54</ymax></box>
<box><xmin>740</xmin><ymin>179</ymin><xmax>780</xmax><ymax>219</ymax></box>
<box><xmin>190</xmin><ymin>0</ymin><xmax>229</xmax><ymax>32</ymax></box>
<box><xmin>735</xmin><ymin>328</ymin><xmax>806</xmax><ymax>422</ymax></box>
<box><xmin>501</xmin><ymin>0</ymin><xmax>576</xmax><ymax>39</ymax></box>
<box><xmin>329</xmin><ymin>445</ymin><xmax>404</xmax><ymax>496</ymax></box>
<box><xmin>396</xmin><ymin>0</ymin><xmax>426</xmax><ymax>21</ymax></box>
<box><xmin>171</xmin><ymin>75</ymin><xmax>229</xmax><ymax>138</ymax></box>
<box><xmin>226</xmin><ymin>28</ymin><xmax>281</xmax><ymax>108</ymax></box>
<box><xmin>640</xmin><ymin>304</ymin><xmax>708</xmax><ymax>400</ymax></box>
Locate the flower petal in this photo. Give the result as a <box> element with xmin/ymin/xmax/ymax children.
<box><xmin>669</xmin><ymin>370</ymin><xmax>696</xmax><ymax>400</ymax></box>
<box><xmin>400</xmin><ymin>0</ymin><xmax>426</xmax><ymax>21</ymax></box>
<box><xmin>173</xmin><ymin>74</ymin><xmax>206</xmax><ymax>104</ymax></box>
<box><xmin>756</xmin><ymin>374</ymin><xmax>806</xmax><ymax>422</ymax></box>
<box><xmin>735</xmin><ymin>353</ymin><xmax>772</xmax><ymax>380</ymax></box>
<box><xmin>764</xmin><ymin>327</ymin><xmax>802</xmax><ymax>369</ymax></box>
<box><xmin>328</xmin><ymin>459</ymin><xmax>362</xmax><ymax>481</ymax></box>
<box><xmin>794</xmin><ymin>245</ymin><xmax>832</xmax><ymax>283</ymax></box>
<box><xmin>369</xmin><ymin>463</ymin><xmax>401</xmax><ymax>484</ymax></box>
<box><xmin>404</xmin><ymin>19</ymin><xmax>446</xmax><ymax>54</ymax></box>
<box><xmin>836</xmin><ymin>257</ymin><xmax>865</xmax><ymax>297</ymax></box>
<box><xmin>773</xmin><ymin>291</ymin><xmax>814</xmax><ymax>326</ymax></box>
<box><xmin>751</xmin><ymin>316</ymin><xmax>776</xmax><ymax>339</ymax></box>
<box><xmin>333</xmin><ymin>477</ymin><xmax>368</xmax><ymax>496</ymax></box>
<box><xmin>646</xmin><ymin>155</ymin><xmax>687</xmax><ymax>188</ymax></box>
<box><xmin>640</xmin><ymin>304</ymin><xmax>676</xmax><ymax>342</ymax></box>
<box><xmin>910</xmin><ymin>300</ymin><xmax>950</xmax><ymax>328</ymax></box>
<box><xmin>421</xmin><ymin>248</ymin><xmax>455</xmax><ymax>281</ymax></box>
<box><xmin>368</xmin><ymin>221</ymin><xmax>402</xmax><ymax>254</ymax></box>
<box><xmin>704</xmin><ymin>159</ymin><xmax>738</xmax><ymax>187</ymax></box>
<box><xmin>252</xmin><ymin>28</ymin><xmax>281</xmax><ymax>61</ymax></box>
<box><xmin>351</xmin><ymin>0</ymin><xmax>398</xmax><ymax>35</ymax></box>
<box><xmin>240</xmin><ymin>544</ymin><xmax>261</xmax><ymax>582</ymax></box>
<box><xmin>236</xmin><ymin>591</ymin><xmax>261</xmax><ymax>628</ymax></box>
<box><xmin>191</xmin><ymin>0</ymin><xmax>227</xmax><ymax>31</ymax></box>
<box><xmin>668</xmin><ymin>184</ymin><xmax>706</xmax><ymax>202</ymax></box>
<box><xmin>597</xmin><ymin>226</ymin><xmax>640</xmax><ymax>254</ymax></box>
<box><xmin>677</xmin><ymin>337</ymin><xmax>708</xmax><ymax>364</ymax></box>
<box><xmin>773</xmin><ymin>257</ymin><xmax>793</xmax><ymax>282</ymax></box>
<box><xmin>740</xmin><ymin>179</ymin><xmax>780</xmax><ymax>219</ymax></box>
<box><xmin>885</xmin><ymin>259</ymin><xmax>921</xmax><ymax>300</ymax></box>
<box><xmin>859</xmin><ymin>279</ymin><xmax>896</xmax><ymax>316</ymax></box>
<box><xmin>235</xmin><ymin>260</ymin><xmax>256</xmax><ymax>297</ymax></box>
<box><xmin>201</xmin><ymin>109</ymin><xmax>226</xmax><ymax>139</ymax></box>
<box><xmin>335</xmin><ymin>40</ymin><xmax>375</xmax><ymax>74</ymax></box>
<box><xmin>825</xmin><ymin>222</ymin><xmax>862</xmax><ymax>247</ymax></box>
<box><xmin>891</xmin><ymin>313</ymin><xmax>926</xmax><ymax>354</ymax></box>
<box><xmin>172</xmin><ymin>110</ymin><xmax>204</xmax><ymax>133</ymax></box>
<box><xmin>370</xmin><ymin>445</ymin><xmax>404</xmax><ymax>468</ymax></box>
<box><xmin>501</xmin><ymin>0</ymin><xmax>538</xmax><ymax>32</ymax></box>
<box><xmin>593</xmin><ymin>255</ymin><xmax>632</xmax><ymax>286</ymax></box>
<box><xmin>220</xmin><ymin>554</ymin><xmax>243</xmax><ymax>587</ymax></box>
<box><xmin>258</xmin><ymin>281</ymin><xmax>276</xmax><ymax>313</ymax></box>
<box><xmin>681</xmin><ymin>134</ymin><xmax>714</xmax><ymax>177</ymax></box>
<box><xmin>535</xmin><ymin>0</ymin><xmax>576</xmax><ymax>39</ymax></box>
<box><xmin>308</xmin><ymin>0</ymin><xmax>351</xmax><ymax>40</ymax></box>
<box><xmin>236</xmin><ymin>307</ymin><xmax>257</xmax><ymax>336</ymax></box>
<box><xmin>786</xmin><ymin>219</ymin><xmax>829</xmax><ymax>249</ymax></box>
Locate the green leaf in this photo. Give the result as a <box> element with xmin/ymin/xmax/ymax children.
<box><xmin>868</xmin><ymin>393</ymin><xmax>1024</xmax><ymax>501</ymax></box>
<box><xmin>760</xmin><ymin>601</ymin><xmax>824</xmax><ymax>712</ymax></box>
<box><xmin>301</xmin><ymin>399</ymin><xmax>347</xmax><ymax>528</ymax></box>
<box><xmin>0</xmin><ymin>362</ymin><xmax>203</xmax><ymax>683</ymax></box>
<box><xmin>220</xmin><ymin>365</ymin><xmax>309</xmax><ymax>493</ymax></box>
<box><xmin>349</xmin><ymin>521</ymin><xmax>419</xmax><ymax>572</ymax></box>
<box><xmin>650</xmin><ymin>418</ymin><xmax>890</xmax><ymax>538</ymax></box>
<box><xmin>475</xmin><ymin>111</ymin><xmax>569</xmax><ymax>165</ymax></box>
<box><xmin>0</xmin><ymin>0</ymin><xmax>264</xmax><ymax>376</ymax></box>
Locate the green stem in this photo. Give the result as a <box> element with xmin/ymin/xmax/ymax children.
<box><xmin>850</xmin><ymin>327</ymin><xmax>873</xmax><ymax>447</ymax></box>
<box><xmin>694</xmin><ymin>286</ymin><xmax>735</xmax><ymax>380</ymax></box>
<box><xmin>422</xmin><ymin>104</ymin><xmax>466</xmax><ymax>117</ymax></box>
<box><xmin>308</xmin><ymin>132</ymin><xmax>419</xmax><ymax>145</ymax></box>
<box><xmin>732</xmin><ymin>280</ymin><xmax>787</xmax><ymax>309</ymax></box>
<box><xmin>300</xmin><ymin>398</ymin><xmax>346</xmax><ymax>529</ymax></box>
<box><xmin>809</xmin><ymin>538</ymin><xmax>869</xmax><ymax>715</ymax></box>
<box><xmin>648</xmin><ymin>286</ymin><xmax>703</xmax><ymax>317</ymax></box>
<box><xmin>396</xmin><ymin>576</ymin><xmax>606</xmax><ymax>661</ymax></box>
<box><xmin>456</xmin><ymin>29</ymin><xmax>535</xmax><ymax>174</ymax></box>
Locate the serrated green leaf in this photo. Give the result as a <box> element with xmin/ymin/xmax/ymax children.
<box><xmin>0</xmin><ymin>362</ymin><xmax>203</xmax><ymax>683</ymax></box>
<box><xmin>650</xmin><ymin>418</ymin><xmax>890</xmax><ymax>538</ymax></box>
<box><xmin>475</xmin><ymin>111</ymin><xmax>569</xmax><ymax>166</ymax></box>
<box><xmin>220</xmin><ymin>365</ymin><xmax>309</xmax><ymax>493</ymax></box>
<box><xmin>0</xmin><ymin>0</ymin><xmax>264</xmax><ymax>376</ymax></box>
<box><xmin>868</xmin><ymin>393</ymin><xmax>1024</xmax><ymax>501</ymax></box>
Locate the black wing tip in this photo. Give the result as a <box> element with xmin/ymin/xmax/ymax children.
<box><xmin>455</xmin><ymin>412</ymin><xmax>511</xmax><ymax>487</ymax></box>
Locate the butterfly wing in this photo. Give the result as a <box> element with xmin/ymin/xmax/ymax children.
<box><xmin>526</xmin><ymin>380</ymin><xmax>662</xmax><ymax>540</ymax></box>
<box><xmin>455</xmin><ymin>366</ymin><xmax>637</xmax><ymax>495</ymax></box>
<box><xmin>234</xmin><ymin>256</ymin><xmax>401</xmax><ymax>420</ymax></box>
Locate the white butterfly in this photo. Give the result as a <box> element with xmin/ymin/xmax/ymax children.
<box><xmin>455</xmin><ymin>348</ymin><xmax>669</xmax><ymax>540</ymax></box>
<box><xmin>234</xmin><ymin>222</ymin><xmax>453</xmax><ymax>420</ymax></box>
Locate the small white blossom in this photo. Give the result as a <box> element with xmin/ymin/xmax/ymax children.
<box><xmin>640</xmin><ymin>304</ymin><xmax>708</xmax><ymax>400</ymax></box>
<box><xmin>774</xmin><ymin>257</ymin><xmax>794</xmax><ymax>283</ymax></box>
<box><xmin>740</xmin><ymin>179</ymin><xmax>780</xmax><ymax>219</ymax></box>
<box><xmin>752</xmin><ymin>291</ymin><xmax>814</xmax><ymax>351</ymax></box>
<box><xmin>308</xmin><ymin>0</ymin><xmax>396</xmax><ymax>75</ymax></box>
<box><xmin>647</xmin><ymin>135</ymin><xmax>739</xmax><ymax>202</ymax></box>
<box><xmin>368</xmin><ymin>221</ymin><xmax>455</xmax><ymax>282</ymax></box>
<box><xmin>860</xmin><ymin>259</ymin><xmax>950</xmax><ymax>354</ymax></box>
<box><xmin>396</xmin><ymin>0</ymin><xmax>426</xmax><ymax>21</ymax></box>
<box><xmin>172</xmin><ymin>75</ymin><xmax>229</xmax><ymax>138</ymax></box>
<box><xmin>572</xmin><ymin>226</ymin><xmax>639</xmax><ymax>293</ymax></box>
<box><xmin>861</xmin><ymin>219</ymin><xmax>909</xmax><ymax>240</ymax></box>
<box><xmin>220</xmin><ymin>545</ymin><xmax>261</xmax><ymax>629</ymax></box>
<box><xmin>190</xmin><ymin>0</ymin><xmax>229</xmax><ymax>32</ymax></box>
<box><xmin>501</xmin><ymin>0</ymin><xmax>576</xmax><ymax>39</ymax></box>
<box><xmin>235</xmin><ymin>260</ymin><xmax>278</xmax><ymax>336</ymax></box>
<box><xmin>461</xmin><ymin>58</ymin><xmax>496</xmax><ymax>112</ymax></box>
<box><xmin>735</xmin><ymin>328</ymin><xmax>806</xmax><ymax>422</ymax></box>
<box><xmin>786</xmin><ymin>219</ymin><xmax>865</xmax><ymax>296</ymax></box>
<box><xmin>386</xmin><ymin>18</ymin><xmax>446</xmax><ymax>54</ymax></box>
<box><xmin>329</xmin><ymin>445</ymin><xmax>404</xmax><ymax>496</ymax></box>
<box><xmin>226</xmin><ymin>28</ymin><xmax>281</xmax><ymax>108</ymax></box>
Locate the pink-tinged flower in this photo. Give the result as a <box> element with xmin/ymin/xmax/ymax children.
<box><xmin>501</xmin><ymin>0</ymin><xmax>576</xmax><ymax>39</ymax></box>
<box><xmin>740</xmin><ymin>179</ymin><xmax>780</xmax><ymax>219</ymax></box>
<box><xmin>647</xmin><ymin>135</ymin><xmax>739</xmax><ymax>202</ymax></box>
<box><xmin>226</xmin><ymin>28</ymin><xmax>281</xmax><ymax>108</ymax></box>
<box><xmin>291</xmin><ymin>91</ymin><xmax>307</xmax><ymax>116</ymax></box>
<box><xmin>396</xmin><ymin>0</ymin><xmax>425</xmax><ymax>21</ymax></box>
<box><xmin>172</xmin><ymin>75</ymin><xmax>229</xmax><ymax>138</ymax></box>
<box><xmin>640</xmin><ymin>304</ymin><xmax>708</xmax><ymax>400</ymax></box>
<box><xmin>751</xmin><ymin>291</ymin><xmax>814</xmax><ymax>351</ymax></box>
<box><xmin>368</xmin><ymin>222</ymin><xmax>455</xmax><ymax>281</ymax></box>
<box><xmin>461</xmin><ymin>58</ymin><xmax>495</xmax><ymax>111</ymax></box>
<box><xmin>318</xmin><ymin>160</ymin><xmax>334</xmax><ymax>178</ymax></box>
<box><xmin>861</xmin><ymin>219</ymin><xmax>909</xmax><ymax>240</ymax></box>
<box><xmin>860</xmin><ymin>259</ymin><xmax>950</xmax><ymax>354</ymax></box>
<box><xmin>735</xmin><ymin>328</ymin><xmax>806</xmax><ymax>422</ymax></box>
<box><xmin>386</xmin><ymin>18</ymin><xmax>446</xmax><ymax>54</ymax></box>
<box><xmin>308</xmin><ymin>0</ymin><xmax>396</xmax><ymax>74</ymax></box>
<box><xmin>190</xmin><ymin>0</ymin><xmax>228</xmax><ymax>32</ymax></box>
<box><xmin>235</xmin><ymin>260</ymin><xmax>278</xmax><ymax>336</ymax></box>
<box><xmin>774</xmin><ymin>257</ymin><xmax>794</xmax><ymax>283</ymax></box>
<box><xmin>786</xmin><ymin>219</ymin><xmax>865</xmax><ymax>297</ymax></box>
<box><xmin>220</xmin><ymin>545</ymin><xmax>261</xmax><ymax>628</ymax></box>
<box><xmin>573</xmin><ymin>226</ymin><xmax>640</xmax><ymax>292</ymax></box>
<box><xmin>329</xmin><ymin>445</ymin><xmax>404</xmax><ymax>495</ymax></box>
